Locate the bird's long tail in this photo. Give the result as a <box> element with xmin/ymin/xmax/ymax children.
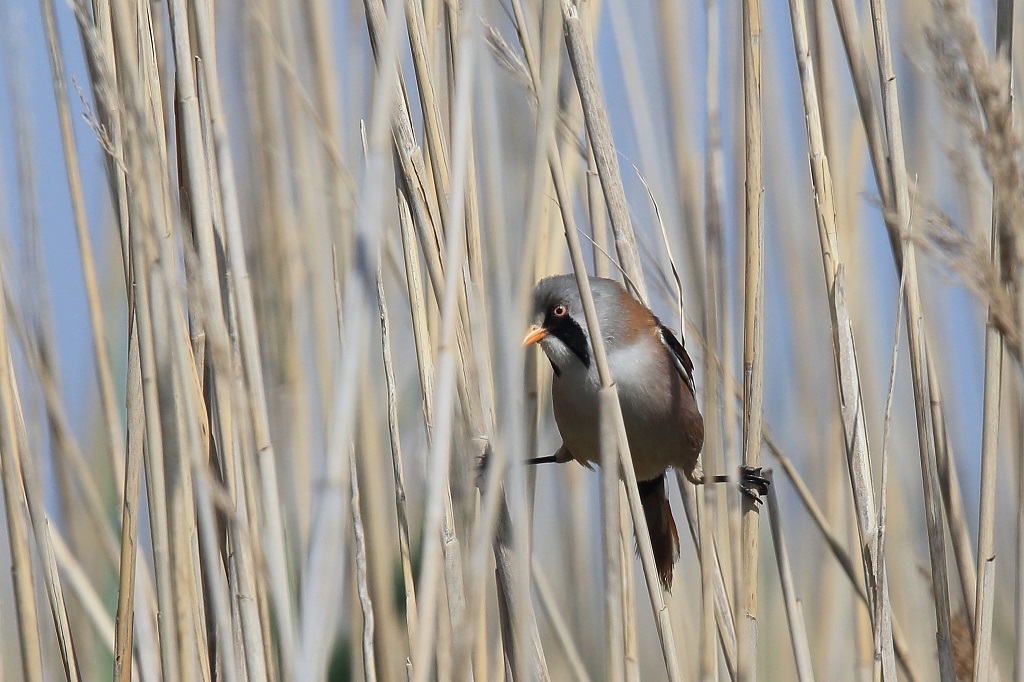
<box><xmin>637</xmin><ymin>474</ymin><xmax>680</xmax><ymax>591</ymax></box>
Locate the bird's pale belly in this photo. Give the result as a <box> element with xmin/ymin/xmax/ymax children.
<box><xmin>551</xmin><ymin>373</ymin><xmax>700</xmax><ymax>482</ymax></box>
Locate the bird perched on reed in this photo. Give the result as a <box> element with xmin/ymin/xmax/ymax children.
<box><xmin>524</xmin><ymin>274</ymin><xmax>766</xmax><ymax>589</ymax></box>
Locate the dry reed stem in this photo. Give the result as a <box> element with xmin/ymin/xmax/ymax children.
<box><xmin>103</xmin><ymin>5</ymin><xmax>181</xmax><ymax>677</ymax></box>
<box><xmin>73</xmin><ymin>0</ymin><xmax>134</xmax><ymax>305</ymax></box>
<box><xmin>105</xmin><ymin>0</ymin><xmax>274</xmax><ymax>675</ymax></box>
<box><xmin>784</xmin><ymin>0</ymin><xmax>898</xmax><ymax>673</ymax></box>
<box><xmin>558</xmin><ymin>5</ymin><xmax>687</xmax><ymax>680</ymax></box>
<box><xmin>760</xmin><ymin>410</ymin><xmax>920</xmax><ymax>680</ymax></box>
<box><xmin>579</xmin><ymin>111</ymin><xmax>629</xmax><ymax>682</ymax></box>
<box><xmin>191</xmin><ymin>470</ymin><xmax>240</xmax><ymax>682</ymax></box>
<box><xmin>349</xmin><ymin>443</ymin><xmax>378</xmax><ymax>682</ymax></box>
<box><xmin>531</xmin><ymin>559</ymin><xmax>594</xmax><ymax>682</ymax></box>
<box><xmin>49</xmin><ymin>527</ymin><xmax>142</xmax><ymax>678</ymax></box>
<box><xmin>501</xmin><ymin>11</ymin><xmax>620</xmax><ymax>675</ymax></box>
<box><xmin>393</xmin><ymin>168</ymin><xmax>442</xmax><ymax>680</ymax></box>
<box><xmin>362</xmin><ymin>7</ymin><xmax>472</xmax><ymax>656</ymax></box>
<box><xmin>478</xmin><ymin>22</ymin><xmax>567</xmax><ymax>678</ymax></box>
<box><xmin>1016</xmin><ymin>372</ymin><xmax>1024</xmax><ymax>680</ymax></box>
<box><xmin>376</xmin><ymin>265</ymin><xmax>420</xmax><ymax>650</ymax></box>
<box><xmin>868</xmin><ymin>0</ymin><xmax>956</xmax><ymax>675</ymax></box>
<box><xmin>688</xmin><ymin>277</ymin><xmax>921</xmax><ymax>677</ymax></box>
<box><xmin>228</xmin><ymin>417</ymin><xmax>273</xmax><ymax>682</ymax></box>
<box><xmin>588</xmin><ymin>166</ymin><xmax>610</xmax><ymax>280</ymax></box>
<box><xmin>191</xmin><ymin>50</ymin><xmax>267</xmax><ymax>682</ymax></box>
<box><xmin>150</xmin><ymin>255</ymin><xmax>197</xmax><ymax>680</ymax></box>
<box><xmin>601</xmin><ymin>394</ymin><xmax>626</xmax><ymax>682</ymax></box>
<box><xmin>546</xmin><ymin>127</ymin><xmax>682</xmax><ymax>679</ymax></box>
<box><xmin>0</xmin><ymin>285</ymin><xmax>123</xmax><ymax>573</ymax></box>
<box><xmin>507</xmin><ymin>0</ymin><xmax>564</xmax><ymax>296</ymax></box>
<box><xmin>503</xmin><ymin>4</ymin><xmax>632</xmax><ymax>679</ymax></box>
<box><xmin>618</xmin><ymin>492</ymin><xmax>641</xmax><ymax>682</ymax></box>
<box><xmin>560</xmin><ymin>0</ymin><xmax>647</xmax><ymax>302</ymax></box>
<box><xmin>188</xmin><ymin>4</ymin><xmax>301</xmax><ymax>671</ymax></box>
<box><xmin>654</xmin><ymin>0</ymin><xmax>703</xmax><ymax>300</ymax></box>
<box><xmin>875</xmin><ymin>259</ymin><xmax>909</xmax><ymax>682</ymax></box>
<box><xmin>973</xmin><ymin>0</ymin><xmax>1014</xmax><ymax>677</ymax></box>
<box><xmin>299</xmin><ymin>186</ymin><xmax>353</xmax><ymax>678</ymax></box>
<box><xmin>592</xmin><ymin>293</ymin><xmax>632</xmax><ymax>650</ymax></box>
<box><xmin>164</xmin><ymin>279</ymin><xmax>220</xmax><ymax>682</ymax></box>
<box><xmin>292</xmin><ymin>19</ymin><xmax>402</xmax><ymax>675</ymax></box>
<box><xmin>439</xmin><ymin>8</ymin><xmax>512</xmax><ymax>676</ymax></box>
<box><xmin>0</xmin><ymin>276</ymin><xmax>45</xmax><ymax>682</ymax></box>
<box><xmin>829</xmin><ymin>4</ymin><xmax>976</xmax><ymax>669</ymax></box>
<box><xmin>2</xmin><ymin>14</ymin><xmax>99</xmax><ymax>678</ymax></box>
<box><xmin>356</xmin><ymin>349</ymin><xmax>407</xmax><ymax>680</ymax></box>
<box><xmin>163</xmin><ymin>8</ymin><xmax>230</xmax><ymax>675</ymax></box>
<box><xmin>677</xmin><ymin>477</ymin><xmax>739</xmax><ymax>680</ymax></box>
<box><xmin>739</xmin><ymin>0</ymin><xmax>765</xmax><ymax>676</ymax></box>
<box><xmin>701</xmin><ymin>0</ymin><xmax>729</xmax><ymax>675</ymax></box>
<box><xmin>8</xmin><ymin>348</ymin><xmax>82</xmax><ymax>680</ymax></box>
<box><xmin>827</xmin><ymin>0</ymin><xmax>893</xmax><ymax>212</ymax></box>
<box><xmin>606</xmin><ymin>0</ymin><xmax>675</xmax><ymax>264</ymax></box>
<box><xmin>38</xmin><ymin>0</ymin><xmax>125</xmax><ymax>504</ymax></box>
<box><xmin>115</xmin><ymin>326</ymin><xmax>149</xmax><ymax>682</ymax></box>
<box><xmin>487</xmin><ymin>484</ymin><xmax>550</xmax><ymax>681</ymax></box>
<box><xmin>765</xmin><ymin>473</ymin><xmax>815</xmax><ymax>681</ymax></box>
<box><xmin>402</xmin><ymin>0</ymin><xmax>450</xmax><ymax>225</ymax></box>
<box><xmin>404</xmin><ymin>0</ymin><xmax>494</xmax><ymax>675</ymax></box>
<box><xmin>928</xmin><ymin>363</ymin><xmax>979</xmax><ymax>632</ymax></box>
<box><xmin>64</xmin><ymin>6</ymin><xmax>162</xmax><ymax>668</ymax></box>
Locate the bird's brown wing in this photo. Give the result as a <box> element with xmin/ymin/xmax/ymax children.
<box><xmin>658</xmin><ymin>324</ymin><xmax>696</xmax><ymax>398</ymax></box>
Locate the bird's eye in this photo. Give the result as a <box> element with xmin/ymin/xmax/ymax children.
<box><xmin>552</xmin><ymin>305</ymin><xmax>567</xmax><ymax>318</ymax></box>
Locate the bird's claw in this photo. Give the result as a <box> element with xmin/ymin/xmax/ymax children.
<box><xmin>739</xmin><ymin>466</ymin><xmax>771</xmax><ymax>504</ymax></box>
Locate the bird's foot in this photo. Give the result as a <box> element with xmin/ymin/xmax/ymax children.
<box><xmin>739</xmin><ymin>466</ymin><xmax>771</xmax><ymax>504</ymax></box>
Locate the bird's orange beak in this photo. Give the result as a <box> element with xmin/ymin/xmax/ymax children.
<box><xmin>522</xmin><ymin>325</ymin><xmax>549</xmax><ymax>347</ymax></box>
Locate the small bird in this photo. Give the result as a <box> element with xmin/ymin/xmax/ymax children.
<box><xmin>523</xmin><ymin>274</ymin><xmax>705</xmax><ymax>590</ymax></box>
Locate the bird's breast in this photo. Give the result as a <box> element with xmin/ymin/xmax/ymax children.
<box><xmin>550</xmin><ymin>338</ymin><xmax>704</xmax><ymax>481</ymax></box>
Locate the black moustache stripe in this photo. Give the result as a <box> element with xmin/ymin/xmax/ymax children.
<box><xmin>546</xmin><ymin>313</ymin><xmax>591</xmax><ymax>369</ymax></box>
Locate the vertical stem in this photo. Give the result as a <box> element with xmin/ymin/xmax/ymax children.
<box><xmin>786</xmin><ymin>0</ymin><xmax>897</xmax><ymax>672</ymax></box>
<box><xmin>0</xmin><ymin>286</ymin><xmax>44</xmax><ymax>682</ymax></box>
<box><xmin>976</xmin><ymin>1</ymin><xmax>1014</xmax><ymax>677</ymax></box>
<box><xmin>560</xmin><ymin>0</ymin><xmax>648</xmax><ymax>302</ymax></box>
<box><xmin>376</xmin><ymin>266</ymin><xmax>420</xmax><ymax>650</ymax></box>
<box><xmin>38</xmin><ymin>0</ymin><xmax>125</xmax><ymax>502</ymax></box>
<box><xmin>546</xmin><ymin>120</ymin><xmax>682</xmax><ymax>682</ymax></box>
<box><xmin>115</xmin><ymin>325</ymin><xmax>145</xmax><ymax>682</ymax></box>
<box><xmin>1016</xmin><ymin>371</ymin><xmax>1024</xmax><ymax>682</ymax></box>
<box><xmin>703</xmin><ymin>0</ymin><xmax>730</xmax><ymax>676</ymax></box>
<box><xmin>739</xmin><ymin>0</ymin><xmax>765</xmax><ymax>677</ymax></box>
<box><xmin>350</xmin><ymin>443</ymin><xmax>378</xmax><ymax>682</ymax></box>
<box><xmin>765</xmin><ymin>475</ymin><xmax>815</xmax><ymax>681</ymax></box>
<box><xmin>867</xmin><ymin>1</ymin><xmax>955</xmax><ymax>677</ymax></box>
<box><xmin>601</xmin><ymin>391</ymin><xmax>625</xmax><ymax>682</ymax></box>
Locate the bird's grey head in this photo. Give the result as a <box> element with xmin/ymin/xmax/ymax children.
<box><xmin>524</xmin><ymin>275</ymin><xmax>629</xmax><ymax>374</ymax></box>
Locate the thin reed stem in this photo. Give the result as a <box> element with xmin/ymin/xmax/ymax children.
<box><xmin>975</xmin><ymin>1</ymin><xmax>1014</xmax><ymax>678</ymax></box>
<box><xmin>739</xmin><ymin>0</ymin><xmax>765</xmax><ymax>676</ymax></box>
